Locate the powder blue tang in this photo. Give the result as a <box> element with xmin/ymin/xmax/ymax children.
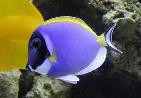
<box><xmin>27</xmin><ymin>16</ymin><xmax>122</xmax><ymax>84</ymax></box>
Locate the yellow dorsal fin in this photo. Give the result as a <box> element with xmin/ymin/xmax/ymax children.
<box><xmin>0</xmin><ymin>0</ymin><xmax>44</xmax><ymax>71</ymax></box>
<box><xmin>44</xmin><ymin>16</ymin><xmax>97</xmax><ymax>36</ymax></box>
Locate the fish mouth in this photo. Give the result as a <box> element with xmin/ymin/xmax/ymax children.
<box><xmin>26</xmin><ymin>64</ymin><xmax>35</xmax><ymax>71</ymax></box>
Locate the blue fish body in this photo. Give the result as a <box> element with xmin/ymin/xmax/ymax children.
<box><xmin>27</xmin><ymin>16</ymin><xmax>122</xmax><ymax>84</ymax></box>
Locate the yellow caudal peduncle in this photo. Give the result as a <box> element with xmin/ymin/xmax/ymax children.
<box><xmin>97</xmin><ymin>33</ymin><xmax>107</xmax><ymax>46</ymax></box>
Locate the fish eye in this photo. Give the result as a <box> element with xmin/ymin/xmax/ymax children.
<box><xmin>31</xmin><ymin>38</ymin><xmax>42</xmax><ymax>49</ymax></box>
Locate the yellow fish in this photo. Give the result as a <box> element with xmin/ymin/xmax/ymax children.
<box><xmin>0</xmin><ymin>0</ymin><xmax>44</xmax><ymax>71</ymax></box>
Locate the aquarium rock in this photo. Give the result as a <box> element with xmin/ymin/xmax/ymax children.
<box><xmin>0</xmin><ymin>70</ymin><xmax>70</xmax><ymax>98</ymax></box>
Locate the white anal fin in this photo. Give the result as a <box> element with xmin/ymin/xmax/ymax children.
<box><xmin>57</xmin><ymin>75</ymin><xmax>79</xmax><ymax>84</ymax></box>
<box><xmin>75</xmin><ymin>47</ymin><xmax>107</xmax><ymax>75</ymax></box>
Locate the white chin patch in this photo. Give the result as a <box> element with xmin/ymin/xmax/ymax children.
<box><xmin>29</xmin><ymin>59</ymin><xmax>52</xmax><ymax>75</ymax></box>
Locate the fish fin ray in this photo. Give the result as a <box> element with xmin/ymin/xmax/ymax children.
<box><xmin>105</xmin><ymin>23</ymin><xmax>122</xmax><ymax>53</ymax></box>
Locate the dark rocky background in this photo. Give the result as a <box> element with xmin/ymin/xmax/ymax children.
<box><xmin>0</xmin><ymin>0</ymin><xmax>141</xmax><ymax>98</ymax></box>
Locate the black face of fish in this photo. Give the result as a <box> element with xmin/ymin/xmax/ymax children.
<box><xmin>26</xmin><ymin>32</ymin><xmax>50</xmax><ymax>70</ymax></box>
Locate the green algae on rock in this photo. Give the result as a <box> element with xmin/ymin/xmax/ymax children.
<box><xmin>0</xmin><ymin>70</ymin><xmax>70</xmax><ymax>98</ymax></box>
<box><xmin>25</xmin><ymin>74</ymin><xmax>70</xmax><ymax>98</ymax></box>
<box><xmin>0</xmin><ymin>70</ymin><xmax>21</xmax><ymax>98</ymax></box>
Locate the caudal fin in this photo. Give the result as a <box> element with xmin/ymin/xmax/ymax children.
<box><xmin>105</xmin><ymin>23</ymin><xmax>123</xmax><ymax>53</ymax></box>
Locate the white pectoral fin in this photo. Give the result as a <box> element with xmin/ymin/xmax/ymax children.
<box><xmin>105</xmin><ymin>23</ymin><xmax>123</xmax><ymax>53</ymax></box>
<box><xmin>75</xmin><ymin>47</ymin><xmax>107</xmax><ymax>75</ymax></box>
<box><xmin>57</xmin><ymin>75</ymin><xmax>79</xmax><ymax>84</ymax></box>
